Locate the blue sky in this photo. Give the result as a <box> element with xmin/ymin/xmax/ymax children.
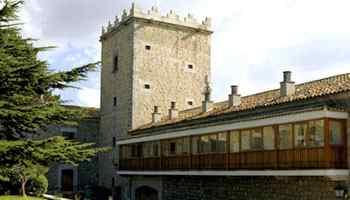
<box><xmin>20</xmin><ymin>0</ymin><xmax>350</xmax><ymax>108</ymax></box>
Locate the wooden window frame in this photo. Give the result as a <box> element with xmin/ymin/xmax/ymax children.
<box><xmin>329</xmin><ymin>119</ymin><xmax>346</xmax><ymax>146</ymax></box>
<box><xmin>294</xmin><ymin>122</ymin><xmax>308</xmax><ymax>148</ymax></box>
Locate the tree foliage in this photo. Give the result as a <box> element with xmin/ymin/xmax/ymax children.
<box><xmin>0</xmin><ymin>0</ymin><xmax>100</xmax><ymax>140</ymax></box>
<box><xmin>0</xmin><ymin>0</ymin><xmax>108</xmax><ymax>196</ymax></box>
<box><xmin>0</xmin><ymin>137</ymin><xmax>109</xmax><ymax>196</ymax></box>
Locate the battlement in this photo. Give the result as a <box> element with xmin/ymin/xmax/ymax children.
<box><xmin>101</xmin><ymin>3</ymin><xmax>212</xmax><ymax>36</ymax></box>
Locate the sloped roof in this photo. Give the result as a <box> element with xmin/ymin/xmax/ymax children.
<box><xmin>131</xmin><ymin>73</ymin><xmax>350</xmax><ymax>133</ymax></box>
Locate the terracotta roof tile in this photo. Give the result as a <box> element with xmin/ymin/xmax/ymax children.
<box><xmin>131</xmin><ymin>73</ymin><xmax>350</xmax><ymax>132</ymax></box>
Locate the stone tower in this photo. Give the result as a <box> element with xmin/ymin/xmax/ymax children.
<box><xmin>98</xmin><ymin>3</ymin><xmax>212</xmax><ymax>188</ymax></box>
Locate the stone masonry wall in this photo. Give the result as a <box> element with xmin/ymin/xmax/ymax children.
<box><xmin>99</xmin><ymin>20</ymin><xmax>134</xmax><ymax>188</ymax></box>
<box><xmin>76</xmin><ymin>118</ymin><xmax>99</xmax><ymax>188</ymax></box>
<box><xmin>132</xmin><ymin>20</ymin><xmax>211</xmax><ymax>128</ymax></box>
<box><xmin>163</xmin><ymin>176</ymin><xmax>341</xmax><ymax>200</ymax></box>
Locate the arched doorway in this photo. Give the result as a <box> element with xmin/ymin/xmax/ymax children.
<box><xmin>135</xmin><ymin>186</ymin><xmax>158</xmax><ymax>200</ymax></box>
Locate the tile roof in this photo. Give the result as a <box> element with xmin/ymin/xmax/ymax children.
<box><xmin>131</xmin><ymin>73</ymin><xmax>350</xmax><ymax>133</ymax></box>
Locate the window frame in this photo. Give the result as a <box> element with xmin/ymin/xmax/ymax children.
<box><xmin>278</xmin><ymin>124</ymin><xmax>294</xmax><ymax>150</ymax></box>
<box><xmin>329</xmin><ymin>119</ymin><xmax>345</xmax><ymax>146</ymax></box>
<box><xmin>307</xmin><ymin>119</ymin><xmax>325</xmax><ymax>148</ymax></box>
<box><xmin>229</xmin><ymin>130</ymin><xmax>240</xmax><ymax>153</ymax></box>
<box><xmin>294</xmin><ymin>122</ymin><xmax>308</xmax><ymax>148</ymax></box>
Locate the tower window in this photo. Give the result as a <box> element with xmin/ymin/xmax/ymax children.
<box><xmin>113</xmin><ymin>137</ymin><xmax>116</xmax><ymax>147</ymax></box>
<box><xmin>113</xmin><ymin>55</ymin><xmax>119</xmax><ymax>72</ymax></box>
<box><xmin>145</xmin><ymin>45</ymin><xmax>151</xmax><ymax>50</ymax></box>
<box><xmin>188</xmin><ymin>64</ymin><xmax>194</xmax><ymax>70</ymax></box>
<box><xmin>144</xmin><ymin>84</ymin><xmax>151</xmax><ymax>89</ymax></box>
<box><xmin>113</xmin><ymin>97</ymin><xmax>117</xmax><ymax>106</ymax></box>
<box><xmin>187</xmin><ymin>101</ymin><xmax>193</xmax><ymax>106</ymax></box>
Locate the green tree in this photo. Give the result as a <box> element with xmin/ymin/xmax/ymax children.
<box><xmin>0</xmin><ymin>0</ymin><xmax>108</xmax><ymax>197</ymax></box>
<box><xmin>0</xmin><ymin>0</ymin><xmax>99</xmax><ymax>140</ymax></box>
<box><xmin>0</xmin><ymin>137</ymin><xmax>108</xmax><ymax>197</ymax></box>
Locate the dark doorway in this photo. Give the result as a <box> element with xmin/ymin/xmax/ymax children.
<box><xmin>61</xmin><ymin>169</ymin><xmax>74</xmax><ymax>192</ymax></box>
<box><xmin>135</xmin><ymin>186</ymin><xmax>158</xmax><ymax>200</ymax></box>
<box><xmin>114</xmin><ymin>186</ymin><xmax>122</xmax><ymax>200</ymax></box>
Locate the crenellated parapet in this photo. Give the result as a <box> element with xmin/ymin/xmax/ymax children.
<box><xmin>101</xmin><ymin>3</ymin><xmax>212</xmax><ymax>36</ymax></box>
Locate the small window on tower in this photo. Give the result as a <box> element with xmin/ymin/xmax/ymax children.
<box><xmin>187</xmin><ymin>101</ymin><xmax>193</xmax><ymax>106</ymax></box>
<box><xmin>113</xmin><ymin>55</ymin><xmax>119</xmax><ymax>72</ymax></box>
<box><xmin>113</xmin><ymin>97</ymin><xmax>117</xmax><ymax>106</ymax></box>
<box><xmin>144</xmin><ymin>84</ymin><xmax>151</xmax><ymax>89</ymax></box>
<box><xmin>145</xmin><ymin>45</ymin><xmax>151</xmax><ymax>50</ymax></box>
<box><xmin>188</xmin><ymin>64</ymin><xmax>194</xmax><ymax>70</ymax></box>
<box><xmin>112</xmin><ymin>137</ymin><xmax>116</xmax><ymax>147</ymax></box>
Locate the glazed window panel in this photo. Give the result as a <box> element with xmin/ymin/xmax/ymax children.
<box><xmin>241</xmin><ymin>130</ymin><xmax>251</xmax><ymax>151</ymax></box>
<box><xmin>162</xmin><ymin>141</ymin><xmax>169</xmax><ymax>156</ymax></box>
<box><xmin>263</xmin><ymin>126</ymin><xmax>275</xmax><ymax>150</ymax></box>
<box><xmin>131</xmin><ymin>144</ymin><xmax>142</xmax><ymax>157</ymax></box>
<box><xmin>279</xmin><ymin>124</ymin><xmax>293</xmax><ymax>149</ymax></box>
<box><xmin>217</xmin><ymin>132</ymin><xmax>227</xmax><ymax>153</ymax></box>
<box><xmin>308</xmin><ymin>120</ymin><xmax>324</xmax><ymax>147</ymax></box>
<box><xmin>230</xmin><ymin>131</ymin><xmax>240</xmax><ymax>153</ymax></box>
<box><xmin>121</xmin><ymin>145</ymin><xmax>130</xmax><ymax>159</ymax></box>
<box><xmin>169</xmin><ymin>142</ymin><xmax>176</xmax><ymax>155</ymax></box>
<box><xmin>251</xmin><ymin>129</ymin><xmax>263</xmax><ymax>150</ymax></box>
<box><xmin>152</xmin><ymin>142</ymin><xmax>160</xmax><ymax>157</ymax></box>
<box><xmin>294</xmin><ymin>123</ymin><xmax>307</xmax><ymax>147</ymax></box>
<box><xmin>192</xmin><ymin>136</ymin><xmax>199</xmax><ymax>155</ymax></box>
<box><xmin>330</xmin><ymin>120</ymin><xmax>342</xmax><ymax>145</ymax></box>
<box><xmin>183</xmin><ymin>137</ymin><xmax>190</xmax><ymax>154</ymax></box>
<box><xmin>209</xmin><ymin>134</ymin><xmax>217</xmax><ymax>152</ymax></box>
<box><xmin>143</xmin><ymin>142</ymin><xmax>152</xmax><ymax>158</ymax></box>
<box><xmin>199</xmin><ymin>135</ymin><xmax>210</xmax><ymax>153</ymax></box>
<box><xmin>176</xmin><ymin>138</ymin><xmax>183</xmax><ymax>155</ymax></box>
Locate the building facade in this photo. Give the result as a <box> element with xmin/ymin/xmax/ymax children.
<box><xmin>99</xmin><ymin>3</ymin><xmax>350</xmax><ymax>200</ymax></box>
<box><xmin>44</xmin><ymin>107</ymin><xmax>99</xmax><ymax>196</ymax></box>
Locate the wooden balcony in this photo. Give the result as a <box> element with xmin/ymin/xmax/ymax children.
<box><xmin>119</xmin><ymin>118</ymin><xmax>348</xmax><ymax>173</ymax></box>
<box><xmin>119</xmin><ymin>146</ymin><xmax>347</xmax><ymax>171</ymax></box>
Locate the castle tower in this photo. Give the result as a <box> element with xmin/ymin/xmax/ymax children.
<box><xmin>98</xmin><ymin>3</ymin><xmax>212</xmax><ymax>188</ymax></box>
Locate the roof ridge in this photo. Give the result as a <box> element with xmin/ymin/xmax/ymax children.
<box><xmin>178</xmin><ymin>72</ymin><xmax>350</xmax><ymax>114</ymax></box>
<box><xmin>295</xmin><ymin>72</ymin><xmax>350</xmax><ymax>86</ymax></box>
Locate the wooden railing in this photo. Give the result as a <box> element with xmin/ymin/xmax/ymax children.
<box><xmin>119</xmin><ymin>146</ymin><xmax>347</xmax><ymax>171</ymax></box>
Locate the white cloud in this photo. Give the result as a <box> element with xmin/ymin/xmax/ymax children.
<box><xmin>77</xmin><ymin>87</ymin><xmax>100</xmax><ymax>108</ymax></box>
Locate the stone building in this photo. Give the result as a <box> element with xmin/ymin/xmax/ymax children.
<box><xmin>98</xmin><ymin>3</ymin><xmax>211</xmax><ymax>192</ymax></box>
<box><xmin>98</xmin><ymin>3</ymin><xmax>350</xmax><ymax>200</ymax></box>
<box><xmin>44</xmin><ymin>107</ymin><xmax>99</xmax><ymax>196</ymax></box>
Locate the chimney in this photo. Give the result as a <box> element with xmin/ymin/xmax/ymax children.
<box><xmin>168</xmin><ymin>102</ymin><xmax>178</xmax><ymax>120</ymax></box>
<box><xmin>152</xmin><ymin>106</ymin><xmax>161</xmax><ymax>123</ymax></box>
<box><xmin>280</xmin><ymin>71</ymin><xmax>295</xmax><ymax>96</ymax></box>
<box><xmin>228</xmin><ymin>85</ymin><xmax>241</xmax><ymax>107</ymax></box>
<box><xmin>202</xmin><ymin>76</ymin><xmax>213</xmax><ymax>112</ymax></box>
